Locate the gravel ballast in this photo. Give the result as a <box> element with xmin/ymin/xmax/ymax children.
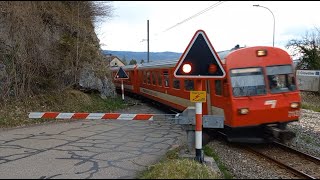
<box><xmin>207</xmin><ymin>107</ymin><xmax>320</xmax><ymax>179</ymax></box>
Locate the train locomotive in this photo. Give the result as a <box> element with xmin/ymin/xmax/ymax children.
<box><xmin>110</xmin><ymin>46</ymin><xmax>301</xmax><ymax>144</ymax></box>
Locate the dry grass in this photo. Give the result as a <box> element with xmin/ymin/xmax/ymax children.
<box><xmin>138</xmin><ymin>146</ymin><xmax>220</xmax><ymax>179</ymax></box>
<box><xmin>140</xmin><ymin>158</ymin><xmax>219</xmax><ymax>179</ymax></box>
<box><xmin>0</xmin><ymin>89</ymin><xmax>126</xmax><ymax>128</ymax></box>
<box><xmin>300</xmin><ymin>91</ymin><xmax>320</xmax><ymax>111</ymax></box>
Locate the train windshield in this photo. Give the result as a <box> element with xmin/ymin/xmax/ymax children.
<box><xmin>230</xmin><ymin>67</ymin><xmax>266</xmax><ymax>97</ymax></box>
<box><xmin>266</xmin><ymin>65</ymin><xmax>296</xmax><ymax>93</ymax></box>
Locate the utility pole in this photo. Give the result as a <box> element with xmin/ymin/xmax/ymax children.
<box><xmin>147</xmin><ymin>20</ymin><xmax>149</xmax><ymax>63</ymax></box>
<box><xmin>147</xmin><ymin>19</ymin><xmax>149</xmax><ymax>62</ymax></box>
<box><xmin>76</xmin><ymin>2</ymin><xmax>80</xmax><ymax>83</ymax></box>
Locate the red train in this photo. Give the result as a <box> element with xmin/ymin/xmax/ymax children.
<box><xmin>110</xmin><ymin>46</ymin><xmax>301</xmax><ymax>143</ymax></box>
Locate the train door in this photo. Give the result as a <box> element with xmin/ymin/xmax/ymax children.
<box><xmin>205</xmin><ymin>80</ymin><xmax>211</xmax><ymax>115</ymax></box>
<box><xmin>210</xmin><ymin>79</ymin><xmax>230</xmax><ymax>117</ymax></box>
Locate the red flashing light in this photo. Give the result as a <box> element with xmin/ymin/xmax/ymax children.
<box><xmin>182</xmin><ymin>63</ymin><xmax>192</xmax><ymax>73</ymax></box>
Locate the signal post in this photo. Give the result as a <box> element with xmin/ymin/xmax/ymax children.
<box><xmin>173</xmin><ymin>30</ymin><xmax>225</xmax><ymax>163</ymax></box>
<box><xmin>114</xmin><ymin>66</ymin><xmax>129</xmax><ymax>100</ymax></box>
<box><xmin>194</xmin><ymin>80</ymin><xmax>204</xmax><ymax>162</ymax></box>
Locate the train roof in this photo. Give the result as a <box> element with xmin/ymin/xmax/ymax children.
<box><xmin>110</xmin><ymin>64</ymin><xmax>137</xmax><ymax>71</ymax></box>
<box><xmin>218</xmin><ymin>49</ymin><xmax>232</xmax><ymax>61</ymax></box>
<box><xmin>137</xmin><ymin>59</ymin><xmax>179</xmax><ymax>69</ymax></box>
<box><xmin>135</xmin><ymin>49</ymin><xmax>233</xmax><ymax>69</ymax></box>
<box><xmin>109</xmin><ymin>45</ymin><xmax>242</xmax><ymax>70</ymax></box>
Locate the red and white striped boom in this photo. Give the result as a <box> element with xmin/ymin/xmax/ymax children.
<box><xmin>29</xmin><ymin>112</ymin><xmax>154</xmax><ymax>120</ymax></box>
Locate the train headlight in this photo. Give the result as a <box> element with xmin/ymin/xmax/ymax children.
<box><xmin>238</xmin><ymin>108</ymin><xmax>249</xmax><ymax>115</ymax></box>
<box><xmin>290</xmin><ymin>102</ymin><xmax>300</xmax><ymax>108</ymax></box>
<box><xmin>256</xmin><ymin>50</ymin><xmax>267</xmax><ymax>57</ymax></box>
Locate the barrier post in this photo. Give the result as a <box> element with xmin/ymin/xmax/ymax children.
<box><xmin>121</xmin><ymin>80</ymin><xmax>124</xmax><ymax>100</ymax></box>
<box><xmin>195</xmin><ymin>79</ymin><xmax>204</xmax><ymax>163</ymax></box>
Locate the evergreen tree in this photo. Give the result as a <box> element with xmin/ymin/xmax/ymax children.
<box><xmin>129</xmin><ymin>59</ymin><xmax>137</xmax><ymax>65</ymax></box>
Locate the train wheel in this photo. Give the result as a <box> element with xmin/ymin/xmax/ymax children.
<box><xmin>277</xmin><ymin>123</ymin><xmax>287</xmax><ymax>130</ymax></box>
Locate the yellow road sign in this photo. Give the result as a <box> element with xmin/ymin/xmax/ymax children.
<box><xmin>190</xmin><ymin>91</ymin><xmax>206</xmax><ymax>102</ymax></box>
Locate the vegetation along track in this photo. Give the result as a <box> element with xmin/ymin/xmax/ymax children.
<box><xmin>244</xmin><ymin>141</ymin><xmax>320</xmax><ymax>179</ymax></box>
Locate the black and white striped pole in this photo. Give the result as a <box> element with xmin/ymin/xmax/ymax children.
<box><xmin>121</xmin><ymin>80</ymin><xmax>124</xmax><ymax>100</ymax></box>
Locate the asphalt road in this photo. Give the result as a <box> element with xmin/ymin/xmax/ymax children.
<box><xmin>0</xmin><ymin>102</ymin><xmax>185</xmax><ymax>179</ymax></box>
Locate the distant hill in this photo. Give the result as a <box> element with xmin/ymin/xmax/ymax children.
<box><xmin>102</xmin><ymin>50</ymin><xmax>182</xmax><ymax>62</ymax></box>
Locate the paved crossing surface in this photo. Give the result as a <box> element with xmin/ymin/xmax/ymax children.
<box><xmin>0</xmin><ymin>102</ymin><xmax>185</xmax><ymax>179</ymax></box>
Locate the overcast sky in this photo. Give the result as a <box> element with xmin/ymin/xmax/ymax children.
<box><xmin>94</xmin><ymin>1</ymin><xmax>320</xmax><ymax>53</ymax></box>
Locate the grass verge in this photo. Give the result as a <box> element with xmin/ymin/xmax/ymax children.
<box><xmin>301</xmin><ymin>91</ymin><xmax>320</xmax><ymax>112</ymax></box>
<box><xmin>203</xmin><ymin>145</ymin><xmax>233</xmax><ymax>179</ymax></box>
<box><xmin>138</xmin><ymin>145</ymin><xmax>220</xmax><ymax>179</ymax></box>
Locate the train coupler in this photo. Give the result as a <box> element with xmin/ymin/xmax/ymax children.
<box><xmin>265</xmin><ymin>125</ymin><xmax>296</xmax><ymax>142</ymax></box>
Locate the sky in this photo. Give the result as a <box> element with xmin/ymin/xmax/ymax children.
<box><xmin>94</xmin><ymin>1</ymin><xmax>320</xmax><ymax>53</ymax></box>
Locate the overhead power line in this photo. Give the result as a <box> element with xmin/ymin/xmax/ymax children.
<box><xmin>140</xmin><ymin>1</ymin><xmax>225</xmax><ymax>45</ymax></box>
<box><xmin>162</xmin><ymin>1</ymin><xmax>225</xmax><ymax>33</ymax></box>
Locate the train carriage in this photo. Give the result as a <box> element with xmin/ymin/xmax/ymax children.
<box><xmin>111</xmin><ymin>46</ymin><xmax>301</xmax><ymax>143</ymax></box>
<box><xmin>218</xmin><ymin>46</ymin><xmax>300</xmax><ymax>142</ymax></box>
<box><xmin>111</xmin><ymin>64</ymin><xmax>138</xmax><ymax>94</ymax></box>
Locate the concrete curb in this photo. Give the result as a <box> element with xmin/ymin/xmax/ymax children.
<box><xmin>178</xmin><ymin>148</ymin><xmax>223</xmax><ymax>178</ymax></box>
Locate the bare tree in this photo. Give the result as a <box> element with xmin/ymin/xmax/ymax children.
<box><xmin>286</xmin><ymin>27</ymin><xmax>320</xmax><ymax>70</ymax></box>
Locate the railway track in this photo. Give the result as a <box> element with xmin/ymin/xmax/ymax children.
<box><xmin>245</xmin><ymin>142</ymin><xmax>320</xmax><ymax>179</ymax></box>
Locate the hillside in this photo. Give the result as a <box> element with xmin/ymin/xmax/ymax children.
<box><xmin>0</xmin><ymin>1</ymin><xmax>113</xmax><ymax>101</ymax></box>
<box><xmin>103</xmin><ymin>50</ymin><xmax>182</xmax><ymax>62</ymax></box>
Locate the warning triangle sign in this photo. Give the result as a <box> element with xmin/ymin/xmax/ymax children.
<box><xmin>173</xmin><ymin>30</ymin><xmax>225</xmax><ymax>79</ymax></box>
<box><xmin>114</xmin><ymin>66</ymin><xmax>129</xmax><ymax>80</ymax></box>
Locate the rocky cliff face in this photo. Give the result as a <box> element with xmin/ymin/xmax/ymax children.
<box><xmin>79</xmin><ymin>66</ymin><xmax>116</xmax><ymax>98</ymax></box>
<box><xmin>0</xmin><ymin>1</ymin><xmax>115</xmax><ymax>101</ymax></box>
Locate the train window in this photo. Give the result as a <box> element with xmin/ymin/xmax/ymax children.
<box><xmin>163</xmin><ymin>71</ymin><xmax>170</xmax><ymax>88</ymax></box>
<box><xmin>266</xmin><ymin>65</ymin><xmax>296</xmax><ymax>93</ymax></box>
<box><xmin>143</xmin><ymin>71</ymin><xmax>147</xmax><ymax>84</ymax></box>
<box><xmin>215</xmin><ymin>80</ymin><xmax>222</xmax><ymax>95</ymax></box>
<box><xmin>230</xmin><ymin>67</ymin><xmax>266</xmax><ymax>97</ymax></box>
<box><xmin>152</xmin><ymin>71</ymin><xmax>156</xmax><ymax>85</ymax></box>
<box><xmin>139</xmin><ymin>71</ymin><xmax>143</xmax><ymax>83</ymax></box>
<box><xmin>184</xmin><ymin>79</ymin><xmax>194</xmax><ymax>91</ymax></box>
<box><xmin>127</xmin><ymin>71</ymin><xmax>132</xmax><ymax>83</ymax></box>
<box><xmin>147</xmin><ymin>71</ymin><xmax>151</xmax><ymax>84</ymax></box>
<box><xmin>173</xmin><ymin>79</ymin><xmax>180</xmax><ymax>89</ymax></box>
<box><xmin>158</xmin><ymin>71</ymin><xmax>162</xmax><ymax>86</ymax></box>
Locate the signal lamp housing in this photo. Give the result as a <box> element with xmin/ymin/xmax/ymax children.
<box><xmin>208</xmin><ymin>64</ymin><xmax>217</xmax><ymax>74</ymax></box>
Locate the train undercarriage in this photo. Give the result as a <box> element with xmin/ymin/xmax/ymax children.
<box><xmin>205</xmin><ymin>122</ymin><xmax>297</xmax><ymax>144</ymax></box>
